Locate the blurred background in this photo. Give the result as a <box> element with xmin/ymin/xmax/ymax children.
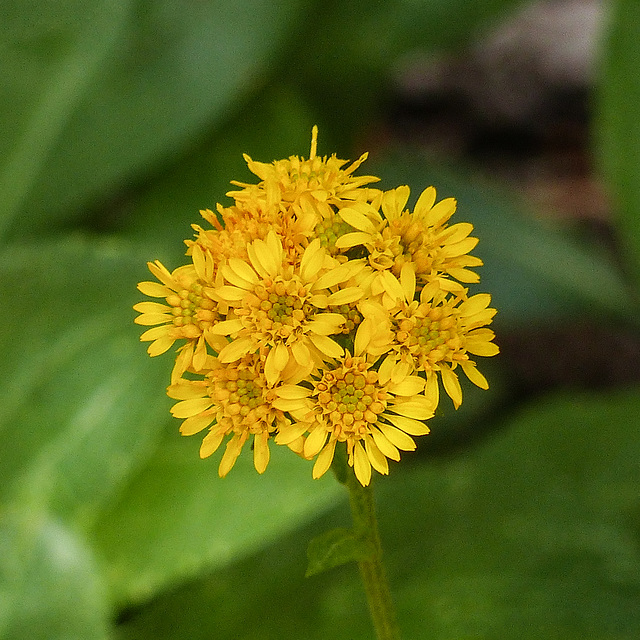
<box><xmin>2</xmin><ymin>0</ymin><xmax>640</xmax><ymax>638</ymax></box>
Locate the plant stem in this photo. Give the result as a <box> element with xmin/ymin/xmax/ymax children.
<box><xmin>344</xmin><ymin>469</ymin><xmax>401</xmax><ymax>640</ymax></box>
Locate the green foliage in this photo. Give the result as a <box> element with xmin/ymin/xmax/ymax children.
<box><xmin>1</xmin><ymin>0</ymin><xmax>640</xmax><ymax>638</ymax></box>
<box><xmin>596</xmin><ymin>0</ymin><xmax>640</xmax><ymax>288</ymax></box>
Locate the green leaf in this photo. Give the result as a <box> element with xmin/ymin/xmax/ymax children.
<box><xmin>90</xmin><ymin>438</ymin><xmax>342</xmax><ymax>606</ymax></box>
<box><xmin>595</xmin><ymin>0</ymin><xmax>640</xmax><ymax>287</ymax></box>
<box><xmin>306</xmin><ymin>527</ymin><xmax>375</xmax><ymax>577</ymax></box>
<box><xmin>6</xmin><ymin>0</ymin><xmax>312</xmax><ymax>240</ymax></box>
<box><xmin>0</xmin><ymin>237</ymin><xmax>169</xmax><ymax>529</ymax></box>
<box><xmin>116</xmin><ymin>387</ymin><xmax>640</xmax><ymax>639</ymax></box>
<box><xmin>121</xmin><ymin>84</ymin><xmax>318</xmax><ymax>247</ymax></box>
<box><xmin>0</xmin><ymin>0</ymin><xmax>130</xmax><ymax>240</ymax></box>
<box><xmin>0</xmin><ymin>510</ymin><xmax>109</xmax><ymax>640</ymax></box>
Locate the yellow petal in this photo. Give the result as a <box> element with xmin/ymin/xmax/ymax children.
<box><xmin>192</xmin><ymin>335</ymin><xmax>208</xmax><ymax>371</ymax></box>
<box><xmin>465</xmin><ymin>339</ymin><xmax>500</xmax><ymax>357</ymax></box>
<box><xmin>338</xmin><ymin>207</ymin><xmax>377</xmax><ymax>234</ymax></box>
<box><xmin>309</xmin><ymin>334</ymin><xmax>343</xmax><ymax>359</ymax></box>
<box><xmin>391</xmin><ymin>397</ymin><xmax>435</xmax><ymax>420</ymax></box>
<box><xmin>265</xmin><ymin>342</ymin><xmax>289</xmax><ymax>386</ymax></box>
<box><xmin>199</xmin><ymin>430</ymin><xmax>224</xmax><ymax>458</ymax></box>
<box><xmin>147</xmin><ymin>336</ymin><xmax>175</xmax><ymax>356</ymax></box>
<box><xmin>304</xmin><ymin>424</ymin><xmax>329</xmax><ymax>458</ymax></box>
<box><xmin>371</xmin><ymin>427</ymin><xmax>400</xmax><ymax>461</ymax></box>
<box><xmin>377</xmin><ymin>423</ymin><xmax>416</xmax><ymax>451</ymax></box>
<box><xmin>460</xmin><ymin>360</ymin><xmax>489</xmax><ymax>389</ymax></box>
<box><xmin>276</xmin><ymin>384</ymin><xmax>312</xmax><ymax>399</ymax></box>
<box><xmin>275</xmin><ymin>422</ymin><xmax>308</xmax><ymax>445</ymax></box>
<box><xmin>218</xmin><ymin>435</ymin><xmax>245</xmax><ymax>476</ymax></box>
<box><xmin>312</xmin><ymin>439</ymin><xmax>337</xmax><ymax>479</ymax></box>
<box><xmin>379</xmin><ymin>270</ymin><xmax>405</xmax><ymax>302</ymax></box>
<box><xmin>179</xmin><ymin>414</ymin><xmax>213</xmax><ymax>436</ymax></box>
<box><xmin>384</xmin><ymin>413</ymin><xmax>430</xmax><ymax>436</ymax></box>
<box><xmin>334</xmin><ymin>231</ymin><xmax>371</xmax><ymax>249</ymax></box>
<box><xmin>253</xmin><ymin>431</ymin><xmax>270</xmax><ymax>474</ymax></box>
<box><xmin>382</xmin><ymin>185</ymin><xmax>410</xmax><ymax>219</ymax></box>
<box><xmin>291</xmin><ymin>340</ymin><xmax>311</xmax><ymax>367</ymax></box>
<box><xmin>306</xmin><ymin>313</ymin><xmax>344</xmax><ymax>335</ymax></box>
<box><xmin>137</xmin><ymin>281</ymin><xmax>170</xmax><ymax>298</ymax></box>
<box><xmin>364</xmin><ymin>435</ymin><xmax>389</xmax><ymax>475</ymax></box>
<box><xmin>228</xmin><ymin>257</ymin><xmax>259</xmax><ymax>286</ymax></box>
<box><xmin>440</xmin><ymin>237</ymin><xmax>479</xmax><ymax>258</ymax></box>
<box><xmin>171</xmin><ymin>397</ymin><xmax>213</xmax><ymax>419</ymax></box>
<box><xmin>300</xmin><ymin>239</ymin><xmax>325</xmax><ymax>282</ymax></box>
<box><xmin>171</xmin><ymin>343</ymin><xmax>194</xmax><ymax>384</ymax></box>
<box><xmin>133</xmin><ymin>301</ymin><xmax>171</xmax><ymax>313</ymax></box>
<box><xmin>440</xmin><ymin>366</ymin><xmax>462</xmax><ymax>408</ymax></box>
<box><xmin>215</xmin><ymin>285</ymin><xmax>247</xmax><ymax>302</ymax></box>
<box><xmin>400</xmin><ymin>263</ymin><xmax>416</xmax><ymax>303</ymax></box>
<box><xmin>327</xmin><ymin>287</ymin><xmax>363</xmax><ymax>306</ymax></box>
<box><xmin>218</xmin><ymin>337</ymin><xmax>253</xmax><ymax>363</ymax></box>
<box><xmin>424</xmin><ymin>197</ymin><xmax>456</xmax><ymax>226</ymax></box>
<box><xmin>209</xmin><ymin>319</ymin><xmax>244</xmax><ymax>336</ymax></box>
<box><xmin>147</xmin><ymin>260</ymin><xmax>174</xmax><ymax>286</ymax></box>
<box><xmin>352</xmin><ymin>441</ymin><xmax>372</xmax><ymax>486</ymax></box>
<box><xmin>413</xmin><ymin>186</ymin><xmax>436</xmax><ymax>215</ymax></box>
<box><xmin>389</xmin><ymin>375</ymin><xmax>424</xmax><ymax>396</ymax></box>
<box><xmin>134</xmin><ymin>313</ymin><xmax>171</xmax><ymax>326</ymax></box>
<box><xmin>167</xmin><ymin>379</ymin><xmax>205</xmax><ymax>400</ymax></box>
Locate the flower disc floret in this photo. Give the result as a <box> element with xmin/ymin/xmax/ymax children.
<box><xmin>212</xmin><ymin>232</ymin><xmax>361</xmax><ymax>384</ymax></box>
<box><xmin>134</xmin><ymin>251</ymin><xmax>226</xmax><ymax>378</ymax></box>
<box><xmin>168</xmin><ymin>353</ymin><xmax>291</xmax><ymax>476</ymax></box>
<box><xmin>388</xmin><ymin>281</ymin><xmax>499</xmax><ymax>409</ymax></box>
<box><xmin>275</xmin><ymin>354</ymin><xmax>434</xmax><ymax>486</ymax></box>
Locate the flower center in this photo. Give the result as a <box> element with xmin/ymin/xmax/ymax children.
<box><xmin>240</xmin><ymin>277</ymin><xmax>315</xmax><ymax>340</ymax></box>
<box><xmin>211</xmin><ymin>363</ymin><xmax>274</xmax><ymax>428</ymax></box>
<box><xmin>333</xmin><ymin>303</ymin><xmax>362</xmax><ymax>334</ymax></box>
<box><xmin>166</xmin><ymin>281</ymin><xmax>217</xmax><ymax>337</ymax></box>
<box><xmin>315</xmin><ymin>213</ymin><xmax>354</xmax><ymax>254</ymax></box>
<box><xmin>394</xmin><ymin>308</ymin><xmax>460</xmax><ymax>363</ymax></box>
<box><xmin>315</xmin><ymin>358</ymin><xmax>388</xmax><ymax>435</ymax></box>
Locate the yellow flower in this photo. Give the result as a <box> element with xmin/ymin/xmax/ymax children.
<box><xmin>134</xmin><ymin>246</ymin><xmax>227</xmax><ymax>380</ymax></box>
<box><xmin>227</xmin><ymin>126</ymin><xmax>381</xmax><ymax>217</ymax></box>
<box><xmin>135</xmin><ymin>126</ymin><xmax>499</xmax><ymax>484</ymax></box>
<box><xmin>336</xmin><ymin>185</ymin><xmax>483</xmax><ymax>295</ymax></box>
<box><xmin>384</xmin><ymin>278</ymin><xmax>499</xmax><ymax>409</ymax></box>
<box><xmin>274</xmin><ymin>353</ymin><xmax>433</xmax><ymax>486</ymax></box>
<box><xmin>211</xmin><ymin>231</ymin><xmax>363</xmax><ymax>385</ymax></box>
<box><xmin>167</xmin><ymin>352</ymin><xmax>296</xmax><ymax>476</ymax></box>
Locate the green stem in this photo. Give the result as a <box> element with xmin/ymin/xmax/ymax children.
<box><xmin>342</xmin><ymin>466</ymin><xmax>401</xmax><ymax>640</ymax></box>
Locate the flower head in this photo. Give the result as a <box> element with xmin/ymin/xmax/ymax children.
<box><xmin>275</xmin><ymin>353</ymin><xmax>433</xmax><ymax>486</ymax></box>
<box><xmin>135</xmin><ymin>127</ymin><xmax>498</xmax><ymax>484</ymax></box>
<box><xmin>168</xmin><ymin>352</ymin><xmax>298</xmax><ymax>476</ymax></box>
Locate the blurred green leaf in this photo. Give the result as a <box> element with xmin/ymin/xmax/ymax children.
<box><xmin>121</xmin><ymin>84</ymin><xmax>318</xmax><ymax>248</ymax></box>
<box><xmin>370</xmin><ymin>151</ymin><xmax>635</xmax><ymax>325</ymax></box>
<box><xmin>90</xmin><ymin>438</ymin><xmax>342</xmax><ymax>606</ymax></box>
<box><xmin>3</xmin><ymin>0</ymin><xmax>312</xmax><ymax>240</ymax></box>
<box><xmin>117</xmin><ymin>387</ymin><xmax>640</xmax><ymax>639</ymax></box>
<box><xmin>596</xmin><ymin>0</ymin><xmax>640</xmax><ymax>288</ymax></box>
<box><xmin>0</xmin><ymin>510</ymin><xmax>109</xmax><ymax>640</ymax></box>
<box><xmin>0</xmin><ymin>0</ymin><xmax>130</xmax><ymax>241</ymax></box>
<box><xmin>0</xmin><ymin>237</ymin><xmax>169</xmax><ymax>529</ymax></box>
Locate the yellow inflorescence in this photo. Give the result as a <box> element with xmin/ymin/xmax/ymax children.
<box><xmin>134</xmin><ymin>126</ymin><xmax>499</xmax><ymax>485</ymax></box>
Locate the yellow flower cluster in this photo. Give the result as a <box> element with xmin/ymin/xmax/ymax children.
<box><xmin>135</xmin><ymin>127</ymin><xmax>498</xmax><ymax>486</ymax></box>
